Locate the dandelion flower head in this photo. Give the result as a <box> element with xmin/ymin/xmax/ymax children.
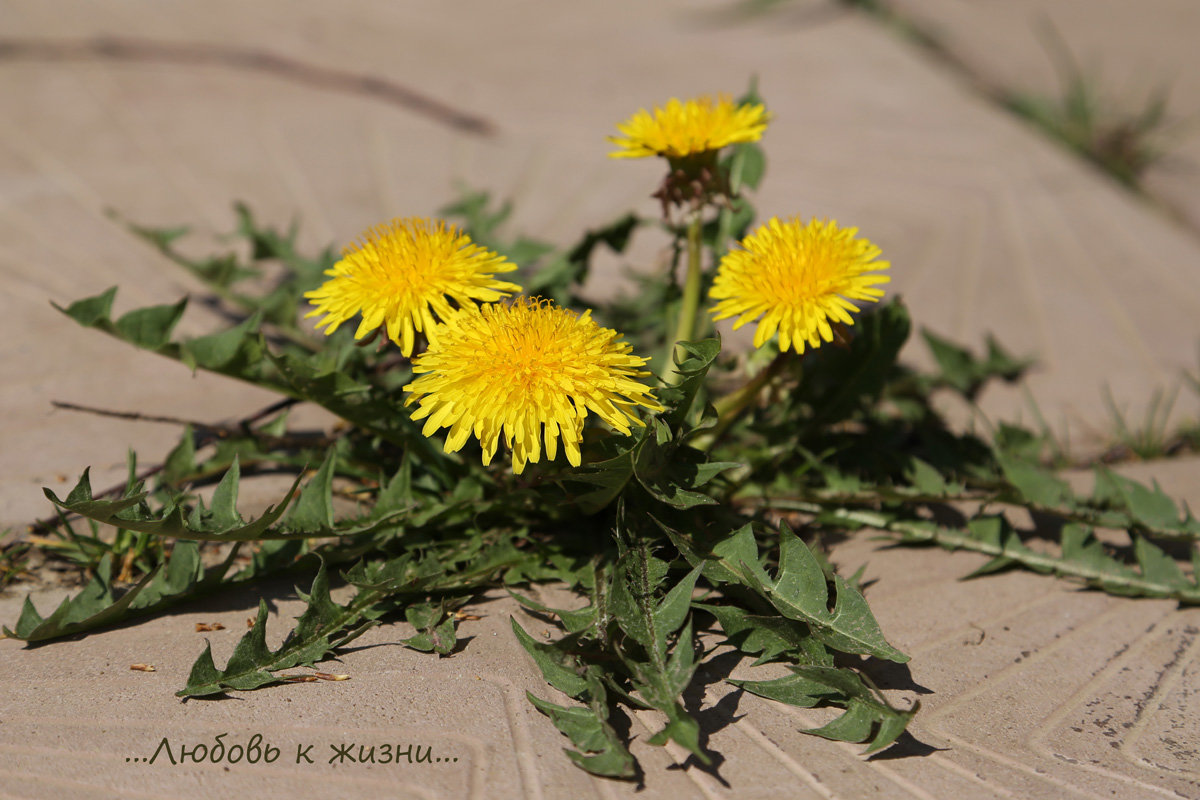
<box><xmin>403</xmin><ymin>297</ymin><xmax>664</xmax><ymax>474</ymax></box>
<box><xmin>709</xmin><ymin>217</ymin><xmax>890</xmax><ymax>354</ymax></box>
<box><xmin>608</xmin><ymin>94</ymin><xmax>770</xmax><ymax>160</ymax></box>
<box><xmin>304</xmin><ymin>218</ymin><xmax>520</xmax><ymax>355</ymax></box>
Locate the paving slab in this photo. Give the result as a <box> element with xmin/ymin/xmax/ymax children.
<box><xmin>2</xmin><ymin>0</ymin><xmax>1200</xmax><ymax>529</ymax></box>
<box><xmin>1</xmin><ymin>1</ymin><xmax>1199</xmax><ymax>798</ymax></box>
<box><xmin>875</xmin><ymin>0</ymin><xmax>1200</xmax><ymax>233</ymax></box>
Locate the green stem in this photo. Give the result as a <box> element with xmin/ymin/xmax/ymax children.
<box><xmin>697</xmin><ymin>351</ymin><xmax>790</xmax><ymax>451</ymax></box>
<box><xmin>633</xmin><ymin>534</ymin><xmax>667</xmax><ymax>669</ymax></box>
<box><xmin>660</xmin><ymin>213</ymin><xmax>705</xmax><ymax>384</ymax></box>
<box><xmin>735</xmin><ymin>496</ymin><xmax>1200</xmax><ymax>602</ymax></box>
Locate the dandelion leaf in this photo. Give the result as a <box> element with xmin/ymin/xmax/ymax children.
<box><xmin>178</xmin><ymin>558</ymin><xmax>384</xmax><ymax>697</ymax></box>
<box><xmin>697</xmin><ymin>602</ymin><xmax>827</xmax><ymax>666</ymax></box>
<box><xmin>1093</xmin><ymin>467</ymin><xmax>1199</xmax><ymax>535</ymax></box>
<box><xmin>282</xmin><ymin>448</ymin><xmax>337</xmax><ymax>533</ymax></box>
<box><xmin>1000</xmin><ymin>454</ymin><xmax>1074</xmax><ymax>508</ymax></box>
<box><xmin>401</xmin><ymin>601</ymin><xmax>459</xmax><ymax>656</ymax></box>
<box><xmin>4</xmin><ymin>542</ymin><xmax>242</xmax><ymax>642</ymax></box>
<box><xmin>739</xmin><ymin>523</ymin><xmax>908</xmax><ymax>663</ymax></box>
<box><xmin>508</xmin><ymin>590</ymin><xmax>598</xmax><ymax>635</ymax></box>
<box><xmin>733</xmin><ymin>665</ymin><xmax>917</xmax><ymax>753</ymax></box>
<box><xmin>511</xmin><ymin>616</ymin><xmax>590</xmax><ymax>698</ymax></box>
<box><xmin>659</xmin><ymin>338</ymin><xmax>721</xmax><ymax>431</ymax></box>
<box><xmin>526</xmin><ymin>674</ymin><xmax>636</xmax><ymax>780</ymax></box>
<box><xmin>44</xmin><ymin>460</ymin><xmax>304</xmax><ymax>542</ymax></box>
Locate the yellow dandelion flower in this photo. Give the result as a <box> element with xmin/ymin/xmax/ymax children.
<box><xmin>403</xmin><ymin>297</ymin><xmax>664</xmax><ymax>474</ymax></box>
<box><xmin>608</xmin><ymin>94</ymin><xmax>770</xmax><ymax>160</ymax></box>
<box><xmin>709</xmin><ymin>217</ymin><xmax>891</xmax><ymax>353</ymax></box>
<box><xmin>303</xmin><ymin>218</ymin><xmax>520</xmax><ymax>356</ymax></box>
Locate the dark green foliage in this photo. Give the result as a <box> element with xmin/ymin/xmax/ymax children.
<box><xmin>513</xmin><ymin>617</ymin><xmax>637</xmax><ymax>778</ymax></box>
<box><xmin>919</xmin><ymin>329</ymin><xmax>1029</xmax><ymax>401</ymax></box>
<box><xmin>43</xmin><ymin>462</ymin><xmax>304</xmax><ymax>542</ymax></box>
<box><xmin>733</xmin><ymin>666</ymin><xmax>917</xmax><ymax>753</ymax></box>
<box><xmin>400</xmin><ymin>600</ymin><xmax>461</xmax><ymax>656</ymax></box>
<box><xmin>180</xmin><ymin>559</ymin><xmax>383</xmax><ymax>696</ymax></box>
<box><xmin>735</xmin><ymin>524</ymin><xmax>907</xmax><ymax>662</ymax></box>
<box><xmin>5</xmin><ymin>542</ymin><xmax>242</xmax><ymax>642</ymax></box>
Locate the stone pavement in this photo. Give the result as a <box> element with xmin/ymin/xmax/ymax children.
<box><xmin>1</xmin><ymin>1</ymin><xmax>1199</xmax><ymax>797</ymax></box>
<box><xmin>878</xmin><ymin>0</ymin><xmax>1200</xmax><ymax>233</ymax></box>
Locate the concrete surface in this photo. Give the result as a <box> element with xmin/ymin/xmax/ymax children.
<box><xmin>1</xmin><ymin>1</ymin><xmax>1199</xmax><ymax>797</ymax></box>
<box><xmin>878</xmin><ymin>0</ymin><xmax>1200</xmax><ymax>233</ymax></box>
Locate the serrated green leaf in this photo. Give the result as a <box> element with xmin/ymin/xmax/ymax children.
<box><xmin>788</xmin><ymin>666</ymin><xmax>917</xmax><ymax>753</ymax></box>
<box><xmin>268</xmin><ymin>350</ymin><xmax>451</xmax><ymax>479</ymax></box>
<box><xmin>801</xmin><ymin>300</ymin><xmax>910</xmax><ymax>425</ymax></box>
<box><xmin>183</xmin><ymin>639</ymin><xmax>222</xmax><ymax>690</ymax></box>
<box><xmin>114</xmin><ymin>297</ymin><xmax>189</xmax><ymax>350</ymax></box>
<box><xmin>962</xmin><ymin>516</ymin><xmax>1038</xmax><ymax>574</ymax></box>
<box><xmin>608</xmin><ymin>562</ymin><xmax>652</xmax><ymax>650</ymax></box>
<box><xmin>178</xmin><ymin>558</ymin><xmax>387</xmax><ymax>697</ymax></box>
<box><xmin>217</xmin><ymin>599</ymin><xmax>278</xmax><ymax>690</ymax></box>
<box><xmin>1135</xmin><ymin>535</ymin><xmax>1186</xmax><ymax>588</ymax></box>
<box><xmin>644</xmin><ymin>700</ymin><xmax>708</xmax><ymax>764</ymax></box>
<box><xmin>54</xmin><ymin>287</ymin><xmax>299</xmax><ymax>396</ymax></box>
<box><xmin>654</xmin><ymin>564</ymin><xmax>702</xmax><ymax>643</ymax></box>
<box><xmin>726</xmin><ymin>141</ymin><xmax>766</xmax><ymax>195</ymax></box>
<box><xmin>564</xmin><ymin>434</ymin><xmax>641</xmax><ymax>514</ymax></box>
<box><xmin>206</xmin><ymin>457</ymin><xmax>243</xmax><ymax>529</ymax></box>
<box><xmin>56</xmin><ymin>286</ymin><xmax>117</xmax><ymax>326</ymax></box>
<box><xmin>634</xmin><ymin>435</ymin><xmax>737</xmax><ymax>509</ymax></box>
<box><xmin>283</xmin><ymin>450</ymin><xmax>337</xmax><ymax>532</ymax></box>
<box><xmin>526</xmin><ymin>695</ymin><xmax>611</xmax><ymax>755</ymax></box>
<box><xmin>885</xmin><ymin>513</ymin><xmax>1200</xmax><ymax>603</ymax></box>
<box><xmin>919</xmin><ymin>328</ymin><xmax>1029</xmax><ymax>400</ymax></box>
<box><xmin>994</xmin><ymin>422</ymin><xmax>1046</xmax><ymax>461</ymax></box>
<box><xmin>65</xmin><ymin>468</ymin><xmax>96</xmax><ymax>505</ymax></box>
<box><xmin>401</xmin><ymin>601</ymin><xmax>458</xmax><ymax>656</ymax></box>
<box><xmin>706</xmin><ymin>195</ymin><xmax>757</xmax><ymax>257</ymax></box>
<box><xmin>905</xmin><ymin>458</ymin><xmax>947</xmax><ymax>495</ymax></box>
<box><xmin>405</xmin><ymin>602</ymin><xmax>440</xmax><ymax>631</ymax></box>
<box><xmin>922</xmin><ymin>329</ymin><xmax>976</xmax><ymax>395</ymax></box>
<box><xmin>662</xmin><ymin>617</ymin><xmax>699</xmax><ymax>697</ymax></box>
<box><xmin>657</xmin><ymin>520</ymin><xmax>760</xmax><ymax>587</ymax></box>
<box><xmin>1111</xmin><ymin>471</ymin><xmax>1185</xmax><ymax>530</ymax></box>
<box><xmin>811</xmin><ymin>700</ymin><xmax>880</xmax><ymax>741</ymax></box>
<box><xmin>184</xmin><ymin>310</ymin><xmax>265</xmax><ymax>372</ymax></box>
<box><xmin>375</xmin><ymin>459</ymin><xmax>415</xmax><ymax>516</ymax></box>
<box><xmin>438</xmin><ymin>188</ymin><xmax>512</xmax><ymax>241</ymax></box>
<box><xmin>5</xmin><ymin>542</ymin><xmax>241</xmax><ymax>642</ymax></box>
<box><xmin>45</xmin><ymin>463</ymin><xmax>306</xmax><ymax>542</ymax></box>
<box><xmin>523</xmin><ymin>213</ymin><xmax>641</xmax><ymax>302</ymax></box>
<box><xmin>711</xmin><ymin>523</ymin><xmax>764</xmax><ymax>577</ymax></box>
<box><xmin>526</xmin><ymin>685</ymin><xmax>636</xmax><ymax>780</ymax></box>
<box><xmin>508</xmin><ymin>590</ymin><xmax>597</xmax><ymax>635</ymax></box>
<box><xmin>161</xmin><ymin>425</ymin><xmax>198</xmax><ymax>484</ymax></box>
<box><xmin>739</xmin><ymin>524</ymin><xmax>907</xmax><ymax>663</ymax></box>
<box><xmin>658</xmin><ymin>338</ymin><xmax>721</xmax><ymax>430</ymax></box>
<box><xmin>1059</xmin><ymin>524</ymin><xmax>1140</xmax><ymax>593</ymax></box>
<box><xmin>1000</xmin><ymin>454</ymin><xmax>1073</xmax><ymax>507</ymax></box>
<box><xmin>510</xmin><ymin>616</ymin><xmax>589</xmax><ymax>699</ymax></box>
<box><xmin>729</xmin><ymin>671</ymin><xmax>842</xmax><ymax>708</ymax></box>
<box><xmin>697</xmin><ymin>602</ymin><xmax>828</xmax><ymax>666</ymax></box>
